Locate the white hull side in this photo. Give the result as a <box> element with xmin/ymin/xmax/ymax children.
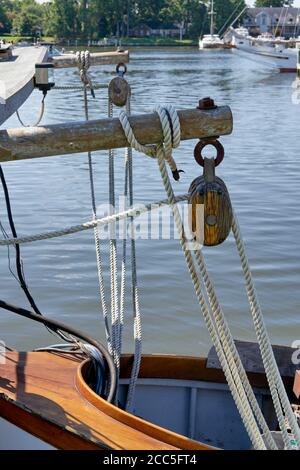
<box><xmin>199</xmin><ymin>42</ymin><xmax>225</xmax><ymax>50</ymax></box>
<box><xmin>233</xmin><ymin>36</ymin><xmax>297</xmax><ymax>71</ymax></box>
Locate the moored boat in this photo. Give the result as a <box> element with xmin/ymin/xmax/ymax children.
<box><xmin>199</xmin><ymin>34</ymin><xmax>224</xmax><ymax>50</ymax></box>
<box><xmin>199</xmin><ymin>0</ymin><xmax>225</xmax><ymax>50</ymax></box>
<box><xmin>1</xmin><ymin>342</ymin><xmax>299</xmax><ymax>450</ymax></box>
<box><xmin>231</xmin><ymin>27</ymin><xmax>297</xmax><ymax>72</ymax></box>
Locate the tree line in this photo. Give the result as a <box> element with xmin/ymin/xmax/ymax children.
<box><xmin>0</xmin><ymin>0</ymin><xmax>295</xmax><ymax>40</ymax></box>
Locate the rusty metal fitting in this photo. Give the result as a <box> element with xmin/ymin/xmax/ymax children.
<box><xmin>194</xmin><ymin>139</ymin><xmax>225</xmax><ymax>168</ymax></box>
<box><xmin>197</xmin><ymin>97</ymin><xmax>217</xmax><ymax>110</ymax></box>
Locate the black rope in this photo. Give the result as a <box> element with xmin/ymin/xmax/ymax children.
<box><xmin>0</xmin><ymin>166</ymin><xmax>42</xmax><ymax>315</ymax></box>
<box><xmin>0</xmin><ymin>299</ymin><xmax>117</xmax><ymax>403</ymax></box>
<box><xmin>0</xmin><ymin>166</ymin><xmax>71</xmax><ymax>341</ymax></box>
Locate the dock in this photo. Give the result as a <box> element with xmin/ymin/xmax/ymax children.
<box><xmin>0</xmin><ymin>46</ymin><xmax>48</xmax><ymax>126</ymax></box>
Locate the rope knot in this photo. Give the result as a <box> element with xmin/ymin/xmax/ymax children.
<box><xmin>119</xmin><ymin>105</ymin><xmax>182</xmax><ymax>180</ymax></box>
<box><xmin>76</xmin><ymin>50</ymin><xmax>95</xmax><ymax>98</ymax></box>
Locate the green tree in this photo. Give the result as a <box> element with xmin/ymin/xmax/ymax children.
<box><xmin>43</xmin><ymin>0</ymin><xmax>80</xmax><ymax>39</ymax></box>
<box><xmin>211</xmin><ymin>0</ymin><xmax>247</xmax><ymax>35</ymax></box>
<box><xmin>0</xmin><ymin>0</ymin><xmax>13</xmax><ymax>33</ymax></box>
<box><xmin>12</xmin><ymin>0</ymin><xmax>44</xmax><ymax>36</ymax></box>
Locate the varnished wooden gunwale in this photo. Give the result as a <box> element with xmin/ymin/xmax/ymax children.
<box><xmin>120</xmin><ymin>354</ymin><xmax>294</xmax><ymax>392</ymax></box>
<box><xmin>76</xmin><ymin>361</ymin><xmax>213</xmax><ymax>451</ymax></box>
<box><xmin>1</xmin><ymin>352</ymin><xmax>294</xmax><ymax>450</ymax></box>
<box><xmin>0</xmin><ymin>352</ymin><xmax>218</xmax><ymax>450</ymax></box>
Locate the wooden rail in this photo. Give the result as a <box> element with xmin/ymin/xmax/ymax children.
<box><xmin>51</xmin><ymin>50</ymin><xmax>129</xmax><ymax>69</ymax></box>
<box><xmin>0</xmin><ymin>106</ymin><xmax>233</xmax><ymax>162</ymax></box>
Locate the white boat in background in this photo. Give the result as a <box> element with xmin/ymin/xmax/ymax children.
<box><xmin>231</xmin><ymin>27</ymin><xmax>297</xmax><ymax>72</ymax></box>
<box><xmin>200</xmin><ymin>34</ymin><xmax>224</xmax><ymax>49</ymax></box>
<box><xmin>199</xmin><ymin>0</ymin><xmax>225</xmax><ymax>49</ymax></box>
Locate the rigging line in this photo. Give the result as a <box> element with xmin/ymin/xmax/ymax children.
<box><xmin>0</xmin><ymin>166</ymin><xmax>72</xmax><ymax>343</ymax></box>
<box><xmin>0</xmin><ymin>220</ymin><xmax>20</xmax><ymax>285</ymax></box>
<box><xmin>0</xmin><ymin>195</ymin><xmax>189</xmax><ymax>247</ymax></box>
<box><xmin>125</xmin><ymin>96</ymin><xmax>143</xmax><ymax>413</ymax></box>
<box><xmin>0</xmin><ymin>299</ymin><xmax>117</xmax><ymax>404</ymax></box>
<box><xmin>294</xmin><ymin>9</ymin><xmax>300</xmax><ymax>38</ymax></box>
<box><xmin>79</xmin><ymin>51</ymin><xmax>113</xmax><ymax>354</ymax></box>
<box><xmin>0</xmin><ymin>166</ymin><xmax>42</xmax><ymax>316</ymax></box>
<box><xmin>118</xmin><ymin>106</ymin><xmax>278</xmax><ymax>450</ymax></box>
<box><xmin>16</xmin><ymin>94</ymin><xmax>46</xmax><ymax>128</ymax></box>
<box><xmin>108</xmin><ymin>98</ymin><xmax>120</xmax><ymax>375</ymax></box>
<box><xmin>275</xmin><ymin>6</ymin><xmax>284</xmax><ymax>38</ymax></box>
<box><xmin>282</xmin><ymin>7</ymin><xmax>289</xmax><ymax>38</ymax></box>
<box><xmin>218</xmin><ymin>0</ymin><xmax>245</xmax><ymax>36</ymax></box>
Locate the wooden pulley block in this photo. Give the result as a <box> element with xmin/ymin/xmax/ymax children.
<box><xmin>189</xmin><ymin>140</ymin><xmax>233</xmax><ymax>247</ymax></box>
<box><xmin>108</xmin><ymin>75</ymin><xmax>130</xmax><ymax>107</ymax></box>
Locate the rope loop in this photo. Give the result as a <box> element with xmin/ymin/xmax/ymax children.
<box><xmin>119</xmin><ymin>105</ymin><xmax>182</xmax><ymax>180</ymax></box>
<box><xmin>76</xmin><ymin>50</ymin><xmax>95</xmax><ymax>98</ymax></box>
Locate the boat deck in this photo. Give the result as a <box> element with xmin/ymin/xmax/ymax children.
<box><xmin>0</xmin><ymin>46</ymin><xmax>48</xmax><ymax>126</ymax></box>
<box><xmin>0</xmin><ymin>352</ymin><xmax>211</xmax><ymax>450</ymax></box>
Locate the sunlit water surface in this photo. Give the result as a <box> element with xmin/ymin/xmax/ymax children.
<box><xmin>0</xmin><ymin>48</ymin><xmax>299</xmax><ymax>356</ymax></box>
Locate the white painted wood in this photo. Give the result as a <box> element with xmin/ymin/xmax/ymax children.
<box><xmin>0</xmin><ymin>46</ymin><xmax>48</xmax><ymax>126</ymax></box>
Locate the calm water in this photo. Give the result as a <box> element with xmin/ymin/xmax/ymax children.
<box><xmin>0</xmin><ymin>48</ymin><xmax>299</xmax><ymax>356</ymax></box>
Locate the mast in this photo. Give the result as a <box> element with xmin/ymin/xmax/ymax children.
<box><xmin>210</xmin><ymin>0</ymin><xmax>215</xmax><ymax>36</ymax></box>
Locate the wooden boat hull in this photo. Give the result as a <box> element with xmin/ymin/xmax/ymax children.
<box><xmin>0</xmin><ymin>348</ymin><xmax>297</xmax><ymax>450</ymax></box>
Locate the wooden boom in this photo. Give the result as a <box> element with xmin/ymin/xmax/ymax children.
<box><xmin>0</xmin><ymin>106</ymin><xmax>233</xmax><ymax>162</ymax></box>
<box><xmin>51</xmin><ymin>50</ymin><xmax>129</xmax><ymax>69</ymax></box>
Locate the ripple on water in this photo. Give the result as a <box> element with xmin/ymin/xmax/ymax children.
<box><xmin>0</xmin><ymin>48</ymin><xmax>299</xmax><ymax>354</ymax></box>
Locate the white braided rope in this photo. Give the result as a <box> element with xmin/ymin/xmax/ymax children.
<box><xmin>124</xmin><ymin>96</ymin><xmax>143</xmax><ymax>412</ymax></box>
<box><xmin>119</xmin><ymin>105</ymin><xmax>267</xmax><ymax>449</ymax></box>
<box><xmin>0</xmin><ymin>196</ymin><xmax>189</xmax><ymax>247</ymax></box>
<box><xmin>193</xmin><ymin>247</ymin><xmax>278</xmax><ymax>450</ymax></box>
<box><xmin>155</xmin><ymin>147</ymin><xmax>267</xmax><ymax>450</ymax></box>
<box><xmin>119</xmin><ymin>106</ymin><xmax>179</xmax><ymax>174</ymax></box>
<box><xmin>81</xmin><ymin>60</ymin><xmax>112</xmax><ymax>355</ymax></box>
<box><xmin>232</xmin><ymin>213</ymin><xmax>300</xmax><ymax>449</ymax></box>
<box><xmin>108</xmin><ymin>99</ymin><xmax>120</xmax><ymax>377</ymax></box>
<box><xmin>76</xmin><ymin>50</ymin><xmax>94</xmax><ymax>91</ymax></box>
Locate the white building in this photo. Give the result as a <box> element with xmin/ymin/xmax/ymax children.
<box><xmin>243</xmin><ymin>7</ymin><xmax>300</xmax><ymax>37</ymax></box>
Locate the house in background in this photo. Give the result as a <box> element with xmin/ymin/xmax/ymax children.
<box><xmin>130</xmin><ymin>23</ymin><xmax>185</xmax><ymax>39</ymax></box>
<box><xmin>243</xmin><ymin>7</ymin><xmax>300</xmax><ymax>38</ymax></box>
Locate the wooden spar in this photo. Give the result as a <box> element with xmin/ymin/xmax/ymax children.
<box><xmin>0</xmin><ymin>106</ymin><xmax>233</xmax><ymax>162</ymax></box>
<box><xmin>50</xmin><ymin>50</ymin><xmax>129</xmax><ymax>68</ymax></box>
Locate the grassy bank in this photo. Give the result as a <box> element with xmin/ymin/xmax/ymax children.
<box><xmin>120</xmin><ymin>37</ymin><xmax>197</xmax><ymax>46</ymax></box>
<box><xmin>0</xmin><ymin>34</ymin><xmax>55</xmax><ymax>43</ymax></box>
<box><xmin>0</xmin><ymin>34</ymin><xmax>196</xmax><ymax>47</ymax></box>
